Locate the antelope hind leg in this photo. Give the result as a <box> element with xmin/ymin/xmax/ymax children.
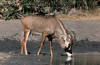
<box><xmin>20</xmin><ymin>37</ymin><xmax>24</xmax><ymax>55</ymax></box>
<box><xmin>20</xmin><ymin>29</ymin><xmax>30</xmax><ymax>55</ymax></box>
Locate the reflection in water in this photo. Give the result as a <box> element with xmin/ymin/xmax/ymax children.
<box><xmin>50</xmin><ymin>56</ymin><xmax>72</xmax><ymax>65</ymax></box>
<box><xmin>49</xmin><ymin>56</ymin><xmax>54</xmax><ymax>65</ymax></box>
<box><xmin>3</xmin><ymin>53</ymin><xmax>100</xmax><ymax>65</ymax></box>
<box><xmin>52</xmin><ymin>54</ymin><xmax>100</xmax><ymax>65</ymax></box>
<box><xmin>65</xmin><ymin>56</ymin><xmax>72</xmax><ymax>65</ymax></box>
<box><xmin>51</xmin><ymin>55</ymin><xmax>72</xmax><ymax>65</ymax></box>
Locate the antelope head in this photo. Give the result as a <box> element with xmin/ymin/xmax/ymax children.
<box><xmin>56</xmin><ymin>31</ymin><xmax>76</xmax><ymax>56</ymax></box>
<box><xmin>64</xmin><ymin>31</ymin><xmax>76</xmax><ymax>56</ymax></box>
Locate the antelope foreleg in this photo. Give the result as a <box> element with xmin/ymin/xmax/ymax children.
<box><xmin>37</xmin><ymin>32</ymin><xmax>47</xmax><ymax>55</ymax></box>
<box><xmin>49</xmin><ymin>40</ymin><xmax>53</xmax><ymax>58</ymax></box>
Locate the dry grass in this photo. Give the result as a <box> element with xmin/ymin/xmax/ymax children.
<box><xmin>0</xmin><ymin>9</ymin><xmax>100</xmax><ymax>21</ymax></box>
<box><xmin>57</xmin><ymin>9</ymin><xmax>100</xmax><ymax>20</ymax></box>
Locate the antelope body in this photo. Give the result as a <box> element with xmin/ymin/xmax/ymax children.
<box><xmin>20</xmin><ymin>15</ymin><xmax>73</xmax><ymax>57</ymax></box>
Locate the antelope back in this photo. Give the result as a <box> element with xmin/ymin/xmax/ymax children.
<box><xmin>21</xmin><ymin>15</ymin><xmax>58</xmax><ymax>34</ymax></box>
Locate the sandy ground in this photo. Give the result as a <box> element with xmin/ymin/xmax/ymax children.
<box><xmin>0</xmin><ymin>19</ymin><xmax>100</xmax><ymax>65</ymax></box>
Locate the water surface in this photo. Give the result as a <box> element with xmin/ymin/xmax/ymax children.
<box><xmin>2</xmin><ymin>53</ymin><xmax>100</xmax><ymax>65</ymax></box>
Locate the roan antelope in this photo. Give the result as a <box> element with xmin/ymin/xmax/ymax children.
<box><xmin>20</xmin><ymin>14</ymin><xmax>75</xmax><ymax>57</ymax></box>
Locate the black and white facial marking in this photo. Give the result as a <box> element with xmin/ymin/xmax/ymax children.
<box><xmin>61</xmin><ymin>35</ymin><xmax>71</xmax><ymax>48</ymax></box>
<box><xmin>63</xmin><ymin>34</ymin><xmax>72</xmax><ymax>56</ymax></box>
<box><xmin>64</xmin><ymin>44</ymin><xmax>72</xmax><ymax>56</ymax></box>
<box><xmin>60</xmin><ymin>34</ymin><xmax>72</xmax><ymax>56</ymax></box>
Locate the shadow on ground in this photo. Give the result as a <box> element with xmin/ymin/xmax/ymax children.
<box><xmin>73</xmin><ymin>38</ymin><xmax>100</xmax><ymax>53</ymax></box>
<box><xmin>0</xmin><ymin>38</ymin><xmax>100</xmax><ymax>54</ymax></box>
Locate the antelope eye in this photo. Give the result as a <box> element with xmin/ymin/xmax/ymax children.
<box><xmin>61</xmin><ymin>36</ymin><xmax>66</xmax><ymax>42</ymax></box>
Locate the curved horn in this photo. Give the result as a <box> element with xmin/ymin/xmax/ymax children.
<box><xmin>57</xmin><ymin>19</ymin><xmax>68</xmax><ymax>37</ymax></box>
